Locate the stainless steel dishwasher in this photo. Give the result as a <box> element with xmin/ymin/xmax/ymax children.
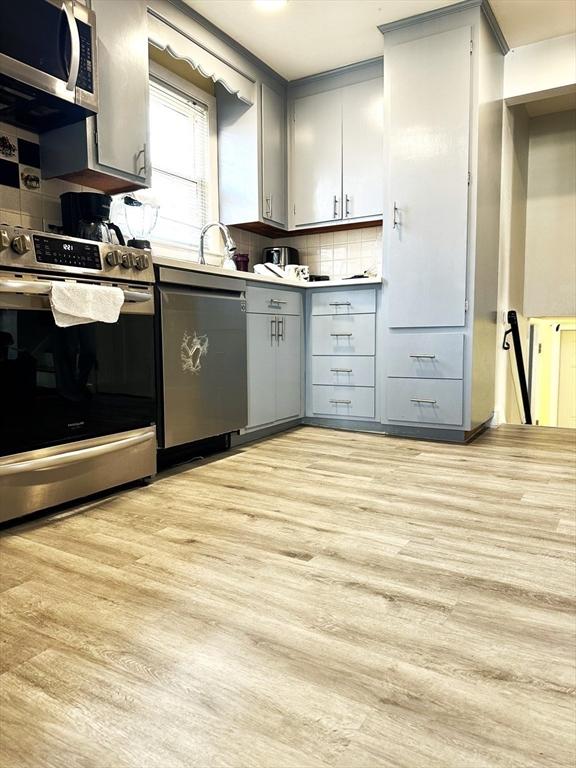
<box><xmin>156</xmin><ymin>267</ymin><xmax>247</xmax><ymax>448</ymax></box>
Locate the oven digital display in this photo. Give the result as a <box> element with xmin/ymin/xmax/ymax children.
<box><xmin>33</xmin><ymin>235</ymin><xmax>102</xmax><ymax>270</ymax></box>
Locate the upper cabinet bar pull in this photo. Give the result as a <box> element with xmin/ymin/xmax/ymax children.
<box><xmin>409</xmin><ymin>354</ymin><xmax>436</xmax><ymax>359</ymax></box>
<box><xmin>345</xmin><ymin>194</ymin><xmax>350</xmax><ymax>218</ymax></box>
<box><xmin>331</xmin><ymin>368</ymin><xmax>353</xmax><ymax>373</ymax></box>
<box><xmin>328</xmin><ymin>301</ymin><xmax>351</xmax><ymax>306</ymax></box>
<box><xmin>333</xmin><ymin>195</ymin><xmax>339</xmax><ymax>219</ymax></box>
<box><xmin>330</xmin><ymin>332</ymin><xmax>353</xmax><ymax>337</ymax></box>
<box><xmin>410</xmin><ymin>398</ymin><xmax>437</xmax><ymax>405</ymax></box>
<box><xmin>393</xmin><ymin>201</ymin><xmax>400</xmax><ymax>229</ymax></box>
<box><xmin>330</xmin><ymin>399</ymin><xmax>352</xmax><ymax>404</ymax></box>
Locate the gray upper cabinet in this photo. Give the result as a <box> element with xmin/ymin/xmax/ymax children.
<box><xmin>90</xmin><ymin>0</ymin><xmax>150</xmax><ymax>181</ymax></box>
<box><xmin>292</xmin><ymin>89</ymin><xmax>342</xmax><ymax>226</ymax></box>
<box><xmin>386</xmin><ymin>26</ymin><xmax>471</xmax><ymax>328</ymax></box>
<box><xmin>342</xmin><ymin>79</ymin><xmax>384</xmax><ymax>222</ymax></box>
<box><xmin>40</xmin><ymin>0</ymin><xmax>150</xmax><ymax>193</ymax></box>
<box><xmin>291</xmin><ymin>77</ymin><xmax>383</xmax><ymax>228</ymax></box>
<box><xmin>219</xmin><ymin>80</ymin><xmax>287</xmax><ymax>229</ymax></box>
<box><xmin>261</xmin><ymin>83</ymin><xmax>287</xmax><ymax>227</ymax></box>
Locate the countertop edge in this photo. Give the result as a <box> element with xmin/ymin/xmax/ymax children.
<box><xmin>152</xmin><ymin>256</ymin><xmax>382</xmax><ymax>289</ymax></box>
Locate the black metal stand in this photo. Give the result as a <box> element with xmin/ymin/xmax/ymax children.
<box><xmin>503</xmin><ymin>310</ymin><xmax>532</xmax><ymax>425</ymax></box>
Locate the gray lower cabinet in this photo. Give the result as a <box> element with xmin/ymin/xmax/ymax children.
<box><xmin>309</xmin><ymin>286</ymin><xmax>377</xmax><ymax>421</ymax></box>
<box><xmin>40</xmin><ymin>0</ymin><xmax>150</xmax><ymax>193</ymax></box>
<box><xmin>313</xmin><ymin>385</ymin><xmax>375</xmax><ymax>419</ymax></box>
<box><xmin>386</xmin><ymin>379</ymin><xmax>464</xmax><ymax>426</ymax></box>
<box><xmin>246</xmin><ymin>287</ymin><xmax>303</xmax><ymax>430</ymax></box>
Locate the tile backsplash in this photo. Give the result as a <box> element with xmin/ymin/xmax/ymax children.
<box><xmin>275</xmin><ymin>226</ymin><xmax>382</xmax><ymax>278</ymax></box>
<box><xmin>0</xmin><ymin>122</ymin><xmax>92</xmax><ymax>232</ymax></box>
<box><xmin>230</xmin><ymin>224</ymin><xmax>382</xmax><ymax>279</ymax></box>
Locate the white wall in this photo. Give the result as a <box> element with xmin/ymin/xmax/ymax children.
<box><xmin>505</xmin><ymin>34</ymin><xmax>576</xmax><ymax>103</ymax></box>
<box><xmin>524</xmin><ymin>110</ymin><xmax>576</xmax><ymax>317</ymax></box>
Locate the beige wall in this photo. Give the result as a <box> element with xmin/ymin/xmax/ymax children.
<box><xmin>504</xmin><ymin>34</ymin><xmax>576</xmax><ymax>103</ymax></box>
<box><xmin>494</xmin><ymin>105</ymin><xmax>531</xmax><ymax>425</ymax></box>
<box><xmin>524</xmin><ymin>110</ymin><xmax>576</xmax><ymax>317</ymax></box>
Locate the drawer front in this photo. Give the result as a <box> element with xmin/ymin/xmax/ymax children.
<box><xmin>312</xmin><ymin>356</ymin><xmax>375</xmax><ymax>387</ymax></box>
<box><xmin>246</xmin><ymin>285</ymin><xmax>302</xmax><ymax>315</ymax></box>
<box><xmin>387</xmin><ymin>378</ymin><xmax>463</xmax><ymax>426</ymax></box>
<box><xmin>313</xmin><ymin>385</ymin><xmax>375</xmax><ymax>419</ymax></box>
<box><xmin>388</xmin><ymin>333</ymin><xmax>464</xmax><ymax>379</ymax></box>
<box><xmin>311</xmin><ymin>314</ymin><xmax>375</xmax><ymax>356</ymax></box>
<box><xmin>311</xmin><ymin>288</ymin><xmax>376</xmax><ymax>316</ymax></box>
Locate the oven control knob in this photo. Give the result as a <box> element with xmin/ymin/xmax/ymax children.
<box><xmin>134</xmin><ymin>253</ymin><xmax>150</xmax><ymax>271</ymax></box>
<box><xmin>0</xmin><ymin>229</ymin><xmax>10</xmax><ymax>250</ymax></box>
<box><xmin>105</xmin><ymin>249</ymin><xmax>122</xmax><ymax>267</ymax></box>
<box><xmin>11</xmin><ymin>233</ymin><xmax>32</xmax><ymax>256</ymax></box>
<box><xmin>121</xmin><ymin>252</ymin><xmax>135</xmax><ymax>269</ymax></box>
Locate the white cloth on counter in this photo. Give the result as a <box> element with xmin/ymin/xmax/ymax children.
<box><xmin>49</xmin><ymin>281</ymin><xmax>125</xmax><ymax>327</ymax></box>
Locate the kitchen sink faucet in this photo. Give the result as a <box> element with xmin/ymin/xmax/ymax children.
<box><xmin>199</xmin><ymin>222</ymin><xmax>237</xmax><ymax>265</ymax></box>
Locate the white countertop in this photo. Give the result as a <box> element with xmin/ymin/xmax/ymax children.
<box><xmin>153</xmin><ymin>255</ymin><xmax>382</xmax><ymax>289</ymax></box>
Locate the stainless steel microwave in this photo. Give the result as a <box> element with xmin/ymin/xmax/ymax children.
<box><xmin>0</xmin><ymin>0</ymin><xmax>98</xmax><ymax>132</ymax></box>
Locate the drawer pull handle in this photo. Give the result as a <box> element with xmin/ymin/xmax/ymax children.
<box><xmin>410</xmin><ymin>398</ymin><xmax>437</xmax><ymax>405</ymax></box>
<box><xmin>331</xmin><ymin>368</ymin><xmax>353</xmax><ymax>373</ymax></box>
<box><xmin>330</xmin><ymin>399</ymin><xmax>352</xmax><ymax>404</ymax></box>
<box><xmin>330</xmin><ymin>332</ymin><xmax>353</xmax><ymax>337</ymax></box>
<box><xmin>269</xmin><ymin>299</ymin><xmax>288</xmax><ymax>304</ymax></box>
<box><xmin>409</xmin><ymin>354</ymin><xmax>436</xmax><ymax>359</ymax></box>
<box><xmin>328</xmin><ymin>301</ymin><xmax>351</xmax><ymax>306</ymax></box>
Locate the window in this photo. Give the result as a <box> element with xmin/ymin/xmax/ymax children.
<box><xmin>147</xmin><ymin>63</ymin><xmax>218</xmax><ymax>255</ymax></box>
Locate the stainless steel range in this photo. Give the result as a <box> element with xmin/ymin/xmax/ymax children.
<box><xmin>0</xmin><ymin>225</ymin><xmax>156</xmax><ymax>523</ymax></box>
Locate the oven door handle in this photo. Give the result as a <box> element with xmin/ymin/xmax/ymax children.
<box><xmin>122</xmin><ymin>289</ymin><xmax>153</xmax><ymax>303</ymax></box>
<box><xmin>0</xmin><ymin>279</ymin><xmax>152</xmax><ymax>303</ymax></box>
<box><xmin>0</xmin><ymin>432</ymin><xmax>154</xmax><ymax>478</ymax></box>
<box><xmin>62</xmin><ymin>0</ymin><xmax>81</xmax><ymax>92</ymax></box>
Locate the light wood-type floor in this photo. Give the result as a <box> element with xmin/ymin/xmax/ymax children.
<box><xmin>1</xmin><ymin>425</ymin><xmax>575</xmax><ymax>768</ymax></box>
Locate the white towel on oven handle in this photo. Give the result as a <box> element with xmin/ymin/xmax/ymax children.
<box><xmin>49</xmin><ymin>281</ymin><xmax>125</xmax><ymax>327</ymax></box>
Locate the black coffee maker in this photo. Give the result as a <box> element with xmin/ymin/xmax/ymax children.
<box><xmin>61</xmin><ymin>192</ymin><xmax>125</xmax><ymax>245</ymax></box>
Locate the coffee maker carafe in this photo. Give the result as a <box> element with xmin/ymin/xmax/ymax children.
<box><xmin>60</xmin><ymin>192</ymin><xmax>125</xmax><ymax>245</ymax></box>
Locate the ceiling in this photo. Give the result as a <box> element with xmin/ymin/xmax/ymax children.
<box><xmin>186</xmin><ymin>0</ymin><xmax>576</xmax><ymax>80</ymax></box>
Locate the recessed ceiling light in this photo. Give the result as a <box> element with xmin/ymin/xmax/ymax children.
<box><xmin>254</xmin><ymin>0</ymin><xmax>288</xmax><ymax>11</ymax></box>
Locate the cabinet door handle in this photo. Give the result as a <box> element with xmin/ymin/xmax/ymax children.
<box><xmin>277</xmin><ymin>317</ymin><xmax>284</xmax><ymax>342</ymax></box>
<box><xmin>330</xmin><ymin>399</ymin><xmax>352</xmax><ymax>404</ymax></box>
<box><xmin>409</xmin><ymin>354</ymin><xmax>436</xmax><ymax>359</ymax></box>
<box><xmin>136</xmin><ymin>143</ymin><xmax>147</xmax><ymax>177</ymax></box>
<box><xmin>410</xmin><ymin>399</ymin><xmax>437</xmax><ymax>405</ymax></box>
<box><xmin>330</xmin><ymin>368</ymin><xmax>353</xmax><ymax>373</ymax></box>
<box><xmin>270</xmin><ymin>318</ymin><xmax>277</xmax><ymax>343</ymax></box>
<box><xmin>345</xmin><ymin>194</ymin><xmax>350</xmax><ymax>218</ymax></box>
<box><xmin>328</xmin><ymin>301</ymin><xmax>351</xmax><ymax>306</ymax></box>
<box><xmin>333</xmin><ymin>195</ymin><xmax>339</xmax><ymax>219</ymax></box>
<box><xmin>269</xmin><ymin>298</ymin><xmax>287</xmax><ymax>305</ymax></box>
<box><xmin>265</xmin><ymin>194</ymin><xmax>272</xmax><ymax>219</ymax></box>
<box><xmin>330</xmin><ymin>332</ymin><xmax>352</xmax><ymax>337</ymax></box>
<box><xmin>393</xmin><ymin>201</ymin><xmax>400</xmax><ymax>229</ymax></box>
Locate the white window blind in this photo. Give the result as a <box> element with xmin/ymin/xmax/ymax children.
<box><xmin>149</xmin><ymin>78</ymin><xmax>210</xmax><ymax>248</ymax></box>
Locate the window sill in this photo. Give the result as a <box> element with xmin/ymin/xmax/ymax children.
<box><xmin>150</xmin><ymin>241</ymin><xmax>225</xmax><ymax>267</ymax></box>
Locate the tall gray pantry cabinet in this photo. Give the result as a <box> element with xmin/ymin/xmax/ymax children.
<box><xmin>379</xmin><ymin>0</ymin><xmax>507</xmax><ymax>441</ymax></box>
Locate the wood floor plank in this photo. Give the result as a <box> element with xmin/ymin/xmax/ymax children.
<box><xmin>1</xmin><ymin>424</ymin><xmax>575</xmax><ymax>768</ymax></box>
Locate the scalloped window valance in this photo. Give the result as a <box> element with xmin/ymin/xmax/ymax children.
<box><xmin>147</xmin><ymin>10</ymin><xmax>256</xmax><ymax>106</ymax></box>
